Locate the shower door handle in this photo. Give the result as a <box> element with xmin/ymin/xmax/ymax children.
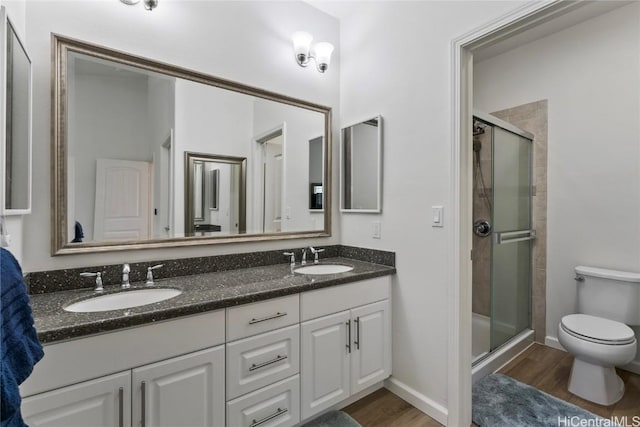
<box><xmin>494</xmin><ymin>229</ymin><xmax>536</xmax><ymax>245</ymax></box>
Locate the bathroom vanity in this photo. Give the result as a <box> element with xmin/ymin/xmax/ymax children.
<box><xmin>20</xmin><ymin>255</ymin><xmax>394</xmax><ymax>427</ymax></box>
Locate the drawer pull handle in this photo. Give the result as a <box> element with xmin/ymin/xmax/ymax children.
<box><xmin>250</xmin><ymin>407</ymin><xmax>288</xmax><ymax>427</ymax></box>
<box><xmin>354</xmin><ymin>317</ymin><xmax>360</xmax><ymax>350</ymax></box>
<box><xmin>249</xmin><ymin>355</ymin><xmax>288</xmax><ymax>371</ymax></box>
<box><xmin>118</xmin><ymin>387</ymin><xmax>124</xmax><ymax>427</ymax></box>
<box><xmin>249</xmin><ymin>312</ymin><xmax>287</xmax><ymax>325</ymax></box>
<box><xmin>346</xmin><ymin>320</ymin><xmax>351</xmax><ymax>353</ymax></box>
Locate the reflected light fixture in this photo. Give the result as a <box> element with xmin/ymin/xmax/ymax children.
<box><xmin>120</xmin><ymin>0</ymin><xmax>158</xmax><ymax>11</ymax></box>
<box><xmin>292</xmin><ymin>31</ymin><xmax>334</xmax><ymax>73</ymax></box>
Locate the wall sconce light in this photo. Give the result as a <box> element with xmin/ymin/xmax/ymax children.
<box><xmin>292</xmin><ymin>31</ymin><xmax>334</xmax><ymax>73</ymax></box>
<box><xmin>120</xmin><ymin>0</ymin><xmax>158</xmax><ymax>11</ymax></box>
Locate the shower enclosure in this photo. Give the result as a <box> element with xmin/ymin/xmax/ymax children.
<box><xmin>471</xmin><ymin>112</ymin><xmax>535</xmax><ymax>370</ymax></box>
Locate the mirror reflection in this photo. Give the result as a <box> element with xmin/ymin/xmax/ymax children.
<box><xmin>3</xmin><ymin>18</ymin><xmax>31</xmax><ymax>213</ymax></box>
<box><xmin>341</xmin><ymin>116</ymin><xmax>382</xmax><ymax>213</ymax></box>
<box><xmin>54</xmin><ymin>36</ymin><xmax>331</xmax><ymax>253</ymax></box>
<box><xmin>185</xmin><ymin>152</ymin><xmax>246</xmax><ymax>237</ymax></box>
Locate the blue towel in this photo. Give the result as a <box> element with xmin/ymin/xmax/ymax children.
<box><xmin>1</xmin><ymin>248</ymin><xmax>44</xmax><ymax>427</ymax></box>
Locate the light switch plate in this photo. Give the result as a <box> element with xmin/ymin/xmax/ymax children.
<box><xmin>372</xmin><ymin>221</ymin><xmax>381</xmax><ymax>239</ymax></box>
<box><xmin>432</xmin><ymin>206</ymin><xmax>444</xmax><ymax>227</ymax></box>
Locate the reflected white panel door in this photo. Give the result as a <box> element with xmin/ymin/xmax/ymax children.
<box><xmin>301</xmin><ymin>311</ymin><xmax>351</xmax><ymax>420</ymax></box>
<box><xmin>22</xmin><ymin>371</ymin><xmax>131</xmax><ymax>427</ymax></box>
<box><xmin>350</xmin><ymin>300</ymin><xmax>391</xmax><ymax>394</ymax></box>
<box><xmin>94</xmin><ymin>159</ymin><xmax>151</xmax><ymax>241</ymax></box>
<box><xmin>132</xmin><ymin>346</ymin><xmax>225</xmax><ymax>427</ymax></box>
<box><xmin>262</xmin><ymin>136</ymin><xmax>283</xmax><ymax>233</ymax></box>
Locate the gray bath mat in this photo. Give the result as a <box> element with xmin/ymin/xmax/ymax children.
<box><xmin>302</xmin><ymin>410</ymin><xmax>361</xmax><ymax>427</ymax></box>
<box><xmin>473</xmin><ymin>374</ymin><xmax>616</xmax><ymax>427</ymax></box>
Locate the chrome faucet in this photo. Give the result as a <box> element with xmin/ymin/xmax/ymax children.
<box><xmin>309</xmin><ymin>247</ymin><xmax>325</xmax><ymax>264</ymax></box>
<box><xmin>80</xmin><ymin>271</ymin><xmax>104</xmax><ymax>293</ymax></box>
<box><xmin>283</xmin><ymin>252</ymin><xmax>295</xmax><ymax>267</ymax></box>
<box><xmin>122</xmin><ymin>263</ymin><xmax>131</xmax><ymax>289</ymax></box>
<box><xmin>301</xmin><ymin>248</ymin><xmax>308</xmax><ymax>265</ymax></box>
<box><xmin>145</xmin><ymin>264</ymin><xmax>164</xmax><ymax>286</ymax></box>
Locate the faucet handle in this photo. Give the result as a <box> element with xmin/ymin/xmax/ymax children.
<box><xmin>145</xmin><ymin>264</ymin><xmax>164</xmax><ymax>286</ymax></box>
<box><xmin>283</xmin><ymin>252</ymin><xmax>295</xmax><ymax>265</ymax></box>
<box><xmin>311</xmin><ymin>247</ymin><xmax>325</xmax><ymax>264</ymax></box>
<box><xmin>80</xmin><ymin>271</ymin><xmax>104</xmax><ymax>293</ymax></box>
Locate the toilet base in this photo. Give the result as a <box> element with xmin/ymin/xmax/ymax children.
<box><xmin>568</xmin><ymin>357</ymin><xmax>625</xmax><ymax>406</ymax></box>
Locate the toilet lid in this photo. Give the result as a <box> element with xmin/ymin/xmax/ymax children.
<box><xmin>561</xmin><ymin>314</ymin><xmax>635</xmax><ymax>345</ymax></box>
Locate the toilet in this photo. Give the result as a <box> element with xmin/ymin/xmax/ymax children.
<box><xmin>558</xmin><ymin>266</ymin><xmax>639</xmax><ymax>406</ymax></box>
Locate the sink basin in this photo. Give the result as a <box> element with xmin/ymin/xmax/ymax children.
<box><xmin>294</xmin><ymin>264</ymin><xmax>354</xmax><ymax>275</ymax></box>
<box><xmin>64</xmin><ymin>288</ymin><xmax>182</xmax><ymax>313</ymax></box>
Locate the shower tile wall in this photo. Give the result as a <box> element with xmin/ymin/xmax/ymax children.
<box><xmin>492</xmin><ymin>100</ymin><xmax>548</xmax><ymax>343</ymax></box>
<box><xmin>472</xmin><ymin>128</ymin><xmax>493</xmax><ymax>318</ymax></box>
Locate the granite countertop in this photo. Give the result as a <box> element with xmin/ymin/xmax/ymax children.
<box><xmin>30</xmin><ymin>257</ymin><xmax>395</xmax><ymax>344</ymax></box>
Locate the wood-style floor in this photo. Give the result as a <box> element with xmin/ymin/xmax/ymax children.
<box><xmin>343</xmin><ymin>388</ymin><xmax>442</xmax><ymax>427</ymax></box>
<box><xmin>343</xmin><ymin>343</ymin><xmax>640</xmax><ymax>426</ymax></box>
<box><xmin>498</xmin><ymin>343</ymin><xmax>640</xmax><ymax>420</ymax></box>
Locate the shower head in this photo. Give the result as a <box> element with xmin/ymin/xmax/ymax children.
<box><xmin>473</xmin><ymin>120</ymin><xmax>486</xmax><ymax>136</ymax></box>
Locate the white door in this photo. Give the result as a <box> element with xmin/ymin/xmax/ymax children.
<box><xmin>262</xmin><ymin>136</ymin><xmax>283</xmax><ymax>233</ymax></box>
<box><xmin>300</xmin><ymin>311</ymin><xmax>351</xmax><ymax>420</ymax></box>
<box><xmin>22</xmin><ymin>371</ymin><xmax>131</xmax><ymax>427</ymax></box>
<box><xmin>131</xmin><ymin>346</ymin><xmax>225</xmax><ymax>427</ymax></box>
<box><xmin>350</xmin><ymin>300</ymin><xmax>391</xmax><ymax>394</ymax></box>
<box><xmin>94</xmin><ymin>158</ymin><xmax>151</xmax><ymax>241</ymax></box>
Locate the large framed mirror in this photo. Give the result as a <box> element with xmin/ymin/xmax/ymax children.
<box><xmin>1</xmin><ymin>7</ymin><xmax>32</xmax><ymax>215</ymax></box>
<box><xmin>340</xmin><ymin>116</ymin><xmax>382</xmax><ymax>213</ymax></box>
<box><xmin>52</xmin><ymin>35</ymin><xmax>331</xmax><ymax>255</ymax></box>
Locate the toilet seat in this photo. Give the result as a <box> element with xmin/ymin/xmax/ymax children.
<box><xmin>561</xmin><ymin>314</ymin><xmax>635</xmax><ymax>345</ymax></box>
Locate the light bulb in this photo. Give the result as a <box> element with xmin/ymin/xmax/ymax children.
<box><xmin>313</xmin><ymin>42</ymin><xmax>334</xmax><ymax>73</ymax></box>
<box><xmin>292</xmin><ymin>31</ymin><xmax>313</xmax><ymax>67</ymax></box>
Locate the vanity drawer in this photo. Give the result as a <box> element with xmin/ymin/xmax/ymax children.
<box><xmin>227</xmin><ymin>294</ymin><xmax>299</xmax><ymax>341</ymax></box>
<box><xmin>227</xmin><ymin>325</ymin><xmax>299</xmax><ymax>400</ymax></box>
<box><xmin>227</xmin><ymin>375</ymin><xmax>300</xmax><ymax>427</ymax></box>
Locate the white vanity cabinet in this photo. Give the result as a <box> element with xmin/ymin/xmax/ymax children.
<box><xmin>21</xmin><ymin>310</ymin><xmax>227</xmax><ymax>427</ymax></box>
<box><xmin>300</xmin><ymin>277</ymin><xmax>391</xmax><ymax>420</ymax></box>
<box><xmin>132</xmin><ymin>346</ymin><xmax>225</xmax><ymax>427</ymax></box>
<box><xmin>21</xmin><ymin>275</ymin><xmax>392</xmax><ymax>427</ymax></box>
<box><xmin>22</xmin><ymin>371</ymin><xmax>131</xmax><ymax>427</ymax></box>
<box><xmin>225</xmin><ymin>295</ymin><xmax>301</xmax><ymax>427</ymax></box>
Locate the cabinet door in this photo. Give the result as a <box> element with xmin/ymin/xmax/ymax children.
<box><xmin>300</xmin><ymin>310</ymin><xmax>351</xmax><ymax>420</ymax></box>
<box><xmin>22</xmin><ymin>371</ymin><xmax>131</xmax><ymax>427</ymax></box>
<box><xmin>132</xmin><ymin>345</ymin><xmax>225</xmax><ymax>427</ymax></box>
<box><xmin>350</xmin><ymin>300</ymin><xmax>391</xmax><ymax>394</ymax></box>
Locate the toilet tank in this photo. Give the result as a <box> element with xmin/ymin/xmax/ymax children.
<box><xmin>575</xmin><ymin>266</ymin><xmax>640</xmax><ymax>325</ymax></box>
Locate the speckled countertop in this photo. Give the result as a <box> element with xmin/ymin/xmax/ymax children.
<box><xmin>30</xmin><ymin>257</ymin><xmax>395</xmax><ymax>344</ymax></box>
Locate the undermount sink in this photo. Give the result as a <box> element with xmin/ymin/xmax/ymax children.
<box><xmin>294</xmin><ymin>264</ymin><xmax>354</xmax><ymax>275</ymax></box>
<box><xmin>64</xmin><ymin>288</ymin><xmax>182</xmax><ymax>313</ymax></box>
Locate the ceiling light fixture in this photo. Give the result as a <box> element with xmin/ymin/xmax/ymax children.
<box><xmin>292</xmin><ymin>31</ymin><xmax>334</xmax><ymax>74</ymax></box>
<box><xmin>119</xmin><ymin>0</ymin><xmax>158</xmax><ymax>11</ymax></box>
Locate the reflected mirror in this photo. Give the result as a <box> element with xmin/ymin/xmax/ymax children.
<box><xmin>340</xmin><ymin>116</ymin><xmax>382</xmax><ymax>213</ymax></box>
<box><xmin>185</xmin><ymin>152</ymin><xmax>246</xmax><ymax>237</ymax></box>
<box><xmin>52</xmin><ymin>35</ymin><xmax>331</xmax><ymax>254</ymax></box>
<box><xmin>2</xmin><ymin>9</ymin><xmax>32</xmax><ymax>214</ymax></box>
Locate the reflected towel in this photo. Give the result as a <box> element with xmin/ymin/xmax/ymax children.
<box><xmin>1</xmin><ymin>248</ymin><xmax>44</xmax><ymax>427</ymax></box>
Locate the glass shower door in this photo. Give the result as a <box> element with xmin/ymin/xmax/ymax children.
<box><xmin>490</xmin><ymin>127</ymin><xmax>532</xmax><ymax>351</ymax></box>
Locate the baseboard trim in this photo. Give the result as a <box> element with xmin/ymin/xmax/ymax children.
<box><xmin>384</xmin><ymin>377</ymin><xmax>448</xmax><ymax>426</ymax></box>
<box><xmin>544</xmin><ymin>335</ymin><xmax>564</xmax><ymax>351</ymax></box>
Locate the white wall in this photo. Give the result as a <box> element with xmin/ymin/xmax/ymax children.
<box><xmin>474</xmin><ymin>3</ymin><xmax>640</xmax><ymax>362</ymax></box>
<box><xmin>336</xmin><ymin>0</ymin><xmax>524</xmax><ymax>418</ymax></box>
<box><xmin>69</xmin><ymin>69</ymin><xmax>154</xmax><ymax>241</ymax></box>
<box><xmin>23</xmin><ymin>0</ymin><xmax>339</xmax><ymax>271</ymax></box>
<box><xmin>252</xmin><ymin>98</ymin><xmax>325</xmax><ymax>232</ymax></box>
